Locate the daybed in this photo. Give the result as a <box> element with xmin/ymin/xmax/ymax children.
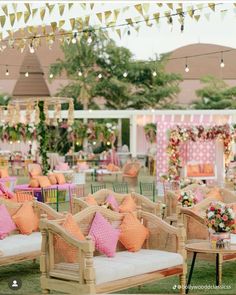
<box><xmin>71</xmin><ymin>188</ymin><xmax>161</xmax><ymax>216</ymax></box>
<box><xmin>39</xmin><ymin>206</ymin><xmax>187</xmax><ymax>294</ymax></box>
<box><xmin>0</xmin><ymin>198</ymin><xmax>63</xmax><ymax>267</ymax></box>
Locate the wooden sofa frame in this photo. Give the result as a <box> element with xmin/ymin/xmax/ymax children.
<box><xmin>40</xmin><ymin>206</ymin><xmax>187</xmax><ymax>295</ymax></box>
<box><xmin>0</xmin><ymin>198</ymin><xmax>63</xmax><ymax>267</ymax></box>
<box><xmin>71</xmin><ymin>188</ymin><xmax>162</xmax><ymax>216</ymax></box>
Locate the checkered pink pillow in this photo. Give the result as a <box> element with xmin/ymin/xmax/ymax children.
<box><xmin>106</xmin><ymin>194</ymin><xmax>119</xmax><ymax>212</ymax></box>
<box><xmin>194</xmin><ymin>189</ymin><xmax>204</xmax><ymax>203</ymax></box>
<box><xmin>89</xmin><ymin>212</ymin><xmax>120</xmax><ymax>257</ymax></box>
<box><xmin>0</xmin><ymin>204</ymin><xmax>16</xmax><ymax>239</ymax></box>
<box><xmin>0</xmin><ymin>183</ymin><xmax>15</xmax><ymax>199</ymax></box>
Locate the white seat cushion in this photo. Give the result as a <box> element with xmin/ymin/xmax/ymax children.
<box><xmin>94</xmin><ymin>249</ymin><xmax>183</xmax><ymax>285</ymax></box>
<box><xmin>0</xmin><ymin>232</ymin><xmax>41</xmax><ymax>257</ymax></box>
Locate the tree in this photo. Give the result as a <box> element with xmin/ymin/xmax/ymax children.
<box><xmin>192</xmin><ymin>75</ymin><xmax>236</xmax><ymax>109</ymax></box>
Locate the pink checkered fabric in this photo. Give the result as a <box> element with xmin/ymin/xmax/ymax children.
<box><xmin>0</xmin><ymin>183</ymin><xmax>15</xmax><ymax>199</ymax></box>
<box><xmin>0</xmin><ymin>204</ymin><xmax>16</xmax><ymax>239</ymax></box>
<box><xmin>106</xmin><ymin>194</ymin><xmax>119</xmax><ymax>212</ymax></box>
<box><xmin>89</xmin><ymin>212</ymin><xmax>120</xmax><ymax>257</ymax></box>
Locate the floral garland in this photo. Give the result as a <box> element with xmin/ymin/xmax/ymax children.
<box><xmin>0</xmin><ymin>123</ymin><xmax>36</xmax><ymax>142</ymax></box>
<box><xmin>167</xmin><ymin>124</ymin><xmax>234</xmax><ymax>180</ymax></box>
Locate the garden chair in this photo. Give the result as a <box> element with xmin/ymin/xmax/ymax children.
<box><xmin>41</xmin><ymin>187</ymin><xmax>59</xmax><ymax>212</ymax></box>
<box><xmin>139</xmin><ymin>181</ymin><xmax>157</xmax><ymax>202</ymax></box>
<box><xmin>69</xmin><ymin>184</ymin><xmax>85</xmax><ymax>213</ymax></box>
<box><xmin>14</xmin><ymin>190</ymin><xmax>34</xmax><ymax>202</ymax></box>
<box><xmin>91</xmin><ymin>183</ymin><xmax>106</xmax><ymax>194</ymax></box>
<box><xmin>112</xmin><ymin>182</ymin><xmax>128</xmax><ymax>193</ymax></box>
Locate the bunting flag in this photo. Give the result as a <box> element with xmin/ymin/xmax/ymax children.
<box><xmin>16</xmin><ymin>12</ymin><xmax>22</xmax><ymax>21</ymax></box>
<box><xmin>0</xmin><ymin>15</ymin><xmax>5</xmax><ymax>27</ymax></box>
<box><xmin>25</xmin><ymin>3</ymin><xmax>31</xmax><ymax>13</ymax></box>
<box><xmin>58</xmin><ymin>20</ymin><xmax>65</xmax><ymax>30</ymax></box>
<box><xmin>24</xmin><ymin>11</ymin><xmax>31</xmax><ymax>23</ymax></box>
<box><xmin>142</xmin><ymin>3</ymin><xmax>150</xmax><ymax>14</ymax></box>
<box><xmin>12</xmin><ymin>4</ymin><xmax>17</xmax><ymax>12</ymax></box>
<box><xmin>84</xmin><ymin>15</ymin><xmax>90</xmax><ymax>27</ymax></box>
<box><xmin>204</xmin><ymin>13</ymin><xmax>211</xmax><ymax>21</ymax></box>
<box><xmin>194</xmin><ymin>15</ymin><xmax>201</xmax><ymax>22</ymax></box>
<box><xmin>196</xmin><ymin>4</ymin><xmax>204</xmax><ymax>11</ymax></box>
<box><xmin>59</xmin><ymin>4</ymin><xmax>65</xmax><ymax>16</ymax></box>
<box><xmin>68</xmin><ymin>3</ymin><xmax>73</xmax><ymax>10</ymax></box>
<box><xmin>208</xmin><ymin>3</ymin><xmax>216</xmax><ymax>11</ymax></box>
<box><xmin>1</xmin><ymin>5</ymin><xmax>8</xmax><ymax>16</ymax></box>
<box><xmin>126</xmin><ymin>18</ymin><xmax>134</xmax><ymax>26</ymax></box>
<box><xmin>113</xmin><ymin>9</ymin><xmax>120</xmax><ymax>22</ymax></box>
<box><xmin>104</xmin><ymin>10</ymin><xmax>112</xmax><ymax>23</ymax></box>
<box><xmin>135</xmin><ymin>4</ymin><xmax>144</xmax><ymax>16</ymax></box>
<box><xmin>70</xmin><ymin>18</ymin><xmax>75</xmax><ymax>30</ymax></box>
<box><xmin>51</xmin><ymin>22</ymin><xmax>57</xmax><ymax>33</ymax></box>
<box><xmin>116</xmin><ymin>28</ymin><xmax>121</xmax><ymax>39</ymax></box>
<box><xmin>187</xmin><ymin>6</ymin><xmax>195</xmax><ymax>18</ymax></box>
<box><xmin>48</xmin><ymin>4</ymin><xmax>55</xmax><ymax>14</ymax></box>
<box><xmin>80</xmin><ymin>3</ymin><xmax>86</xmax><ymax>10</ymax></box>
<box><xmin>167</xmin><ymin>3</ymin><xmax>173</xmax><ymax>10</ymax></box>
<box><xmin>176</xmin><ymin>8</ymin><xmax>183</xmax><ymax>15</ymax></box>
<box><xmin>32</xmin><ymin>8</ymin><xmax>38</xmax><ymax>18</ymax></box>
<box><xmin>144</xmin><ymin>16</ymin><xmax>153</xmax><ymax>27</ymax></box>
<box><xmin>153</xmin><ymin>13</ymin><xmax>160</xmax><ymax>24</ymax></box>
<box><xmin>9</xmin><ymin>13</ymin><xmax>15</xmax><ymax>27</ymax></box>
<box><xmin>90</xmin><ymin>4</ymin><xmax>94</xmax><ymax>10</ymax></box>
<box><xmin>96</xmin><ymin>12</ymin><xmax>103</xmax><ymax>24</ymax></box>
<box><xmin>77</xmin><ymin>17</ymin><xmax>83</xmax><ymax>31</ymax></box>
<box><xmin>40</xmin><ymin>7</ymin><xmax>46</xmax><ymax>21</ymax></box>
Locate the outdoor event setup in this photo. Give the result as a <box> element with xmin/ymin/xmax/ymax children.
<box><xmin>1</xmin><ymin>2</ymin><xmax>236</xmax><ymax>295</ymax></box>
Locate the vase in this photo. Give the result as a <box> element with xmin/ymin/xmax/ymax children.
<box><xmin>209</xmin><ymin>232</ymin><xmax>230</xmax><ymax>249</ymax></box>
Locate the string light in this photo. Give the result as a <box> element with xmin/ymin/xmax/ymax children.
<box><xmin>123</xmin><ymin>71</ymin><xmax>128</xmax><ymax>77</ymax></box>
<box><xmin>185</xmin><ymin>57</ymin><xmax>189</xmax><ymax>73</ymax></box>
<box><xmin>71</xmin><ymin>32</ymin><xmax>77</xmax><ymax>44</ymax></box>
<box><xmin>152</xmin><ymin>71</ymin><xmax>157</xmax><ymax>77</ymax></box>
<box><xmin>98</xmin><ymin>73</ymin><xmax>103</xmax><ymax>79</ymax></box>
<box><xmin>25</xmin><ymin>71</ymin><xmax>29</xmax><ymax>77</ymax></box>
<box><xmin>78</xmin><ymin>71</ymin><xmax>82</xmax><ymax>76</ymax></box>
<box><xmin>29</xmin><ymin>42</ymin><xmax>35</xmax><ymax>54</ymax></box>
<box><xmin>87</xmin><ymin>32</ymin><xmax>93</xmax><ymax>44</ymax></box>
<box><xmin>220</xmin><ymin>52</ymin><xmax>225</xmax><ymax>68</ymax></box>
<box><xmin>49</xmin><ymin>73</ymin><xmax>53</xmax><ymax>78</ymax></box>
<box><xmin>5</xmin><ymin>66</ymin><xmax>9</xmax><ymax>76</ymax></box>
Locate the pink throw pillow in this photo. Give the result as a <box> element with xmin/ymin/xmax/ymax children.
<box><xmin>0</xmin><ymin>182</ymin><xmax>15</xmax><ymax>199</ymax></box>
<box><xmin>0</xmin><ymin>204</ymin><xmax>16</xmax><ymax>239</ymax></box>
<box><xmin>106</xmin><ymin>195</ymin><xmax>119</xmax><ymax>212</ymax></box>
<box><xmin>194</xmin><ymin>189</ymin><xmax>204</xmax><ymax>203</ymax></box>
<box><xmin>89</xmin><ymin>212</ymin><xmax>120</xmax><ymax>257</ymax></box>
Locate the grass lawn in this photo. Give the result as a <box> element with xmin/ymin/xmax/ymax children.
<box><xmin>0</xmin><ymin>259</ymin><xmax>235</xmax><ymax>294</ymax></box>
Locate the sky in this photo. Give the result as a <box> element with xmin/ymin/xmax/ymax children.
<box><xmin>1</xmin><ymin>2</ymin><xmax>236</xmax><ymax>60</ymax></box>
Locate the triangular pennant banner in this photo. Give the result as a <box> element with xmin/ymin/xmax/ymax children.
<box><xmin>208</xmin><ymin>3</ymin><xmax>215</xmax><ymax>11</ymax></box>
<box><xmin>58</xmin><ymin>20</ymin><xmax>65</xmax><ymax>29</ymax></box>
<box><xmin>153</xmin><ymin>13</ymin><xmax>160</xmax><ymax>23</ymax></box>
<box><xmin>77</xmin><ymin>17</ymin><xmax>83</xmax><ymax>31</ymax></box>
<box><xmin>157</xmin><ymin>4</ymin><xmax>163</xmax><ymax>7</ymax></box>
<box><xmin>24</xmin><ymin>11</ymin><xmax>31</xmax><ymax>23</ymax></box>
<box><xmin>204</xmin><ymin>13</ymin><xmax>211</xmax><ymax>21</ymax></box>
<box><xmin>59</xmin><ymin>4</ymin><xmax>65</xmax><ymax>16</ymax></box>
<box><xmin>104</xmin><ymin>10</ymin><xmax>112</xmax><ymax>22</ymax></box>
<box><xmin>167</xmin><ymin>3</ymin><xmax>173</xmax><ymax>10</ymax></box>
<box><xmin>48</xmin><ymin>4</ymin><xmax>55</xmax><ymax>14</ymax></box>
<box><xmin>32</xmin><ymin>8</ymin><xmax>38</xmax><ymax>18</ymax></box>
<box><xmin>194</xmin><ymin>15</ymin><xmax>201</xmax><ymax>22</ymax></box>
<box><xmin>27</xmin><ymin>26</ymin><xmax>33</xmax><ymax>34</ymax></box>
<box><xmin>176</xmin><ymin>8</ymin><xmax>183</xmax><ymax>15</ymax></box>
<box><xmin>196</xmin><ymin>4</ymin><xmax>204</xmax><ymax>11</ymax></box>
<box><xmin>125</xmin><ymin>18</ymin><xmax>134</xmax><ymax>26</ymax></box>
<box><xmin>0</xmin><ymin>15</ymin><xmax>6</xmax><ymax>27</ymax></box>
<box><xmin>113</xmin><ymin>9</ymin><xmax>120</xmax><ymax>22</ymax></box>
<box><xmin>96</xmin><ymin>12</ymin><xmax>103</xmax><ymax>24</ymax></box>
<box><xmin>144</xmin><ymin>16</ymin><xmax>153</xmax><ymax>27</ymax></box>
<box><xmin>187</xmin><ymin>7</ymin><xmax>194</xmax><ymax>18</ymax></box>
<box><xmin>9</xmin><ymin>13</ymin><xmax>16</xmax><ymax>27</ymax></box>
<box><xmin>51</xmin><ymin>22</ymin><xmax>57</xmax><ymax>33</ymax></box>
<box><xmin>40</xmin><ymin>7</ymin><xmax>46</xmax><ymax>21</ymax></box>
<box><xmin>80</xmin><ymin>3</ymin><xmax>86</xmax><ymax>10</ymax></box>
<box><xmin>12</xmin><ymin>3</ymin><xmax>17</xmax><ymax>12</ymax></box>
<box><xmin>2</xmin><ymin>5</ymin><xmax>8</xmax><ymax>16</ymax></box>
<box><xmin>16</xmin><ymin>11</ymin><xmax>22</xmax><ymax>21</ymax></box>
<box><xmin>68</xmin><ymin>3</ymin><xmax>73</xmax><ymax>10</ymax></box>
<box><xmin>25</xmin><ymin>3</ymin><xmax>31</xmax><ymax>13</ymax></box>
<box><xmin>90</xmin><ymin>4</ymin><xmax>94</xmax><ymax>10</ymax></box>
<box><xmin>142</xmin><ymin>3</ymin><xmax>150</xmax><ymax>14</ymax></box>
<box><xmin>84</xmin><ymin>15</ymin><xmax>90</xmax><ymax>27</ymax></box>
<box><xmin>116</xmin><ymin>28</ymin><xmax>121</xmax><ymax>39</ymax></box>
<box><xmin>70</xmin><ymin>18</ymin><xmax>75</xmax><ymax>30</ymax></box>
<box><xmin>134</xmin><ymin>4</ymin><xmax>144</xmax><ymax>16</ymax></box>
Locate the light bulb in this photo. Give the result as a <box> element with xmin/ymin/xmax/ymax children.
<box><xmin>72</xmin><ymin>32</ymin><xmax>77</xmax><ymax>44</ymax></box>
<box><xmin>98</xmin><ymin>73</ymin><xmax>102</xmax><ymax>79</ymax></box>
<box><xmin>10</xmin><ymin>141</ymin><xmax>13</xmax><ymax>145</ymax></box>
<box><xmin>93</xmin><ymin>141</ymin><xmax>96</xmax><ymax>145</ymax></box>
<box><xmin>123</xmin><ymin>72</ymin><xmax>128</xmax><ymax>77</ymax></box>
<box><xmin>152</xmin><ymin>71</ymin><xmax>157</xmax><ymax>77</ymax></box>
<box><xmin>185</xmin><ymin>65</ymin><xmax>189</xmax><ymax>73</ymax></box>
<box><xmin>107</xmin><ymin>141</ymin><xmax>111</xmax><ymax>145</ymax></box>
<box><xmin>28</xmin><ymin>140</ymin><xmax>32</xmax><ymax>144</ymax></box>
<box><xmin>220</xmin><ymin>59</ymin><xmax>225</xmax><ymax>68</ymax></box>
<box><xmin>78</xmin><ymin>71</ymin><xmax>82</xmax><ymax>76</ymax></box>
<box><xmin>17</xmin><ymin>140</ymin><xmax>20</xmax><ymax>143</ymax></box>
<box><xmin>25</xmin><ymin>71</ymin><xmax>29</xmax><ymax>77</ymax></box>
<box><xmin>29</xmin><ymin>44</ymin><xmax>35</xmax><ymax>54</ymax></box>
<box><xmin>87</xmin><ymin>36</ymin><xmax>93</xmax><ymax>44</ymax></box>
<box><xmin>5</xmin><ymin>68</ymin><xmax>9</xmax><ymax>76</ymax></box>
<box><xmin>49</xmin><ymin>73</ymin><xmax>53</xmax><ymax>78</ymax></box>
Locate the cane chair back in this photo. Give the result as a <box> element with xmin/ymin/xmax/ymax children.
<box><xmin>112</xmin><ymin>182</ymin><xmax>128</xmax><ymax>194</ymax></box>
<box><xmin>41</xmin><ymin>187</ymin><xmax>59</xmax><ymax>211</ymax></box>
<box><xmin>91</xmin><ymin>183</ymin><xmax>106</xmax><ymax>194</ymax></box>
<box><xmin>139</xmin><ymin>181</ymin><xmax>156</xmax><ymax>202</ymax></box>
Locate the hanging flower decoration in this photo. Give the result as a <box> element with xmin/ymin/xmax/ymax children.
<box><xmin>144</xmin><ymin>123</ymin><xmax>157</xmax><ymax>143</ymax></box>
<box><xmin>167</xmin><ymin>124</ymin><xmax>235</xmax><ymax>180</ymax></box>
<box><xmin>0</xmin><ymin>123</ymin><xmax>36</xmax><ymax>142</ymax></box>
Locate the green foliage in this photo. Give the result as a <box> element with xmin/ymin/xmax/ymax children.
<box><xmin>0</xmin><ymin>93</ymin><xmax>10</xmax><ymax>106</ymax></box>
<box><xmin>193</xmin><ymin>75</ymin><xmax>236</xmax><ymax>109</ymax></box>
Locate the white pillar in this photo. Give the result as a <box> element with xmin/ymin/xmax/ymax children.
<box><xmin>130</xmin><ymin>114</ymin><xmax>137</xmax><ymax>158</ymax></box>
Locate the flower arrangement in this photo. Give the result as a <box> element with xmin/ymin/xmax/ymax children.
<box><xmin>178</xmin><ymin>190</ymin><xmax>197</xmax><ymax>207</ymax></box>
<box><xmin>167</xmin><ymin>124</ymin><xmax>234</xmax><ymax>180</ymax></box>
<box><xmin>205</xmin><ymin>201</ymin><xmax>235</xmax><ymax>233</ymax></box>
<box><xmin>179</xmin><ymin>178</ymin><xmax>203</xmax><ymax>189</ymax></box>
<box><xmin>144</xmin><ymin>123</ymin><xmax>157</xmax><ymax>143</ymax></box>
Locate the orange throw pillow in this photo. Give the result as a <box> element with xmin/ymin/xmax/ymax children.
<box><xmin>30</xmin><ymin>165</ymin><xmax>42</xmax><ymax>178</ymax></box>
<box><xmin>119</xmin><ymin>195</ymin><xmax>136</xmax><ymax>213</ymax></box>
<box><xmin>0</xmin><ymin>168</ymin><xmax>9</xmax><ymax>178</ymax></box>
<box><xmin>187</xmin><ymin>164</ymin><xmax>200</xmax><ymax>177</ymax></box>
<box><xmin>12</xmin><ymin>202</ymin><xmax>39</xmax><ymax>234</ymax></box>
<box><xmin>37</xmin><ymin>176</ymin><xmax>51</xmax><ymax>188</ymax></box>
<box><xmin>54</xmin><ymin>173</ymin><xmax>66</xmax><ymax>185</ymax></box>
<box><xmin>48</xmin><ymin>174</ymin><xmax>57</xmax><ymax>185</ymax></box>
<box><xmin>85</xmin><ymin>195</ymin><xmax>98</xmax><ymax>205</ymax></box>
<box><xmin>29</xmin><ymin>178</ymin><xmax>40</xmax><ymax>188</ymax></box>
<box><xmin>119</xmin><ymin>213</ymin><xmax>149</xmax><ymax>252</ymax></box>
<box><xmin>55</xmin><ymin>213</ymin><xmax>85</xmax><ymax>263</ymax></box>
<box><xmin>203</xmin><ymin>164</ymin><xmax>214</xmax><ymax>176</ymax></box>
<box><xmin>206</xmin><ymin>188</ymin><xmax>223</xmax><ymax>202</ymax></box>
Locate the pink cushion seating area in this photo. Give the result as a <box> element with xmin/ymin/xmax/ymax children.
<box><xmin>0</xmin><ymin>204</ymin><xmax>16</xmax><ymax>239</ymax></box>
<box><xmin>0</xmin><ymin>182</ymin><xmax>15</xmax><ymax>199</ymax></box>
<box><xmin>55</xmin><ymin>163</ymin><xmax>69</xmax><ymax>171</ymax></box>
<box><xmin>89</xmin><ymin>212</ymin><xmax>120</xmax><ymax>257</ymax></box>
<box><xmin>106</xmin><ymin>195</ymin><xmax>119</xmax><ymax>212</ymax></box>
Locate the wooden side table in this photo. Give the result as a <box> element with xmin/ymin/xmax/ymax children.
<box><xmin>185</xmin><ymin>242</ymin><xmax>236</xmax><ymax>294</ymax></box>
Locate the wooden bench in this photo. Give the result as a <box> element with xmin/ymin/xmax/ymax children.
<box><xmin>39</xmin><ymin>206</ymin><xmax>187</xmax><ymax>294</ymax></box>
<box><xmin>0</xmin><ymin>198</ymin><xmax>63</xmax><ymax>267</ymax></box>
<box><xmin>71</xmin><ymin>188</ymin><xmax>162</xmax><ymax>216</ymax></box>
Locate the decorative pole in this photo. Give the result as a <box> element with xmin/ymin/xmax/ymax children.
<box><xmin>37</xmin><ymin>101</ymin><xmax>50</xmax><ymax>174</ymax></box>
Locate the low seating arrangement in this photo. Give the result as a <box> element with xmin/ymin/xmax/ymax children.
<box><xmin>71</xmin><ymin>189</ymin><xmax>161</xmax><ymax>216</ymax></box>
<box><xmin>39</xmin><ymin>206</ymin><xmax>187</xmax><ymax>294</ymax></box>
<box><xmin>0</xmin><ymin>198</ymin><xmax>62</xmax><ymax>267</ymax></box>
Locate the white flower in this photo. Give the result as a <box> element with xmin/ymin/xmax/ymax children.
<box><xmin>106</xmin><ymin>123</ymin><xmax>112</xmax><ymax>128</ymax></box>
<box><xmin>219</xmin><ymin>222</ymin><xmax>225</xmax><ymax>228</ymax></box>
<box><xmin>207</xmin><ymin>212</ymin><xmax>214</xmax><ymax>218</ymax></box>
<box><xmin>112</xmin><ymin>126</ymin><xmax>117</xmax><ymax>130</ymax></box>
